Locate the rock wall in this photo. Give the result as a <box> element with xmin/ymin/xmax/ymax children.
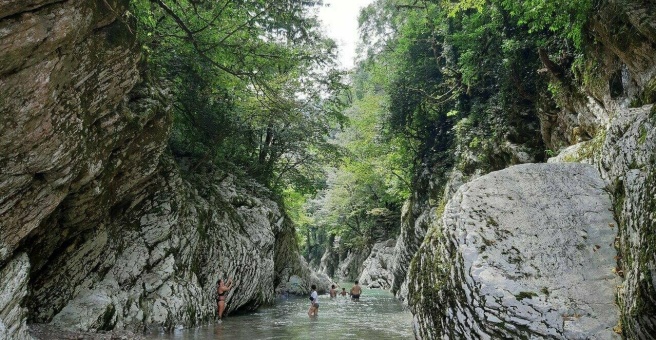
<box><xmin>335</xmin><ymin>247</ymin><xmax>371</xmax><ymax>283</ymax></box>
<box><xmin>0</xmin><ymin>0</ymin><xmax>312</xmax><ymax>335</ymax></box>
<box><xmin>390</xmin><ymin>192</ymin><xmax>437</xmax><ymax>303</ymax></box>
<box><xmin>600</xmin><ymin>104</ymin><xmax>656</xmax><ymax>337</ymax></box>
<box><xmin>0</xmin><ymin>253</ymin><xmax>31</xmax><ymax>339</ymax></box>
<box><xmin>407</xmin><ymin>0</ymin><xmax>656</xmax><ymax>338</ymax></box>
<box><xmin>32</xmin><ymin>156</ymin><xmax>292</xmax><ymax>331</ymax></box>
<box><xmin>549</xmin><ymin>1</ymin><xmax>656</xmax><ymax>337</ymax></box>
<box><xmin>275</xmin><ymin>219</ymin><xmax>333</xmax><ymax>295</ymax></box>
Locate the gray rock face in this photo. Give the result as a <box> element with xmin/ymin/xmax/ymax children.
<box><xmin>335</xmin><ymin>247</ymin><xmax>371</xmax><ymax>282</ymax></box>
<box><xmin>545</xmin><ymin>2</ymin><xmax>656</xmax><ymax>337</ymax></box>
<box><xmin>318</xmin><ymin>236</ymin><xmax>341</xmax><ymax>279</ymax></box>
<box><xmin>0</xmin><ymin>0</ymin><xmax>312</xmax><ymax>335</ymax></box>
<box><xmin>0</xmin><ymin>0</ymin><xmax>143</xmax><ymax>266</ymax></box>
<box><xmin>24</xmin><ymin>155</ymin><xmax>291</xmax><ymax>332</ymax></box>
<box><xmin>1</xmin><ymin>0</ymin><xmax>151</xmax><ymax>334</ymax></box>
<box><xmin>392</xmin><ymin>170</ymin><xmax>469</xmax><ymax>304</ymax></box>
<box><xmin>599</xmin><ymin>104</ymin><xmax>656</xmax><ymax>338</ymax></box>
<box><xmin>358</xmin><ymin>239</ymin><xmax>396</xmax><ymax>289</ymax></box>
<box><xmin>0</xmin><ymin>253</ymin><xmax>33</xmax><ymax>340</ymax></box>
<box><xmin>390</xmin><ymin>200</ymin><xmax>431</xmax><ymax>301</ymax></box>
<box><xmin>409</xmin><ymin>163</ymin><xmax>620</xmax><ymax>339</ymax></box>
<box><xmin>278</xmin><ymin>257</ymin><xmax>333</xmax><ymax>296</ymax></box>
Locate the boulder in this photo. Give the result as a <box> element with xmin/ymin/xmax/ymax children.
<box><xmin>409</xmin><ymin>163</ymin><xmax>620</xmax><ymax>339</ymax></box>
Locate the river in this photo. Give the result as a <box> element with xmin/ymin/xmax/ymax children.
<box><xmin>148</xmin><ymin>287</ymin><xmax>414</xmax><ymax>339</ymax></box>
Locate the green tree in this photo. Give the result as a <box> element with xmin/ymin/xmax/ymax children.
<box><xmin>130</xmin><ymin>0</ymin><xmax>348</xmax><ymax>194</ymax></box>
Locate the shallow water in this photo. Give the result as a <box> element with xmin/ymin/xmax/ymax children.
<box><xmin>149</xmin><ymin>288</ymin><xmax>413</xmax><ymax>339</ymax></box>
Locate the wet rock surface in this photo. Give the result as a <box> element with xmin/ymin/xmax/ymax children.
<box><xmin>410</xmin><ymin>163</ymin><xmax>620</xmax><ymax>339</ymax></box>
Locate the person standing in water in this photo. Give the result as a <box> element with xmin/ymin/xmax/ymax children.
<box><xmin>329</xmin><ymin>284</ymin><xmax>337</xmax><ymax>299</ymax></box>
<box><xmin>217</xmin><ymin>278</ymin><xmax>233</xmax><ymax>320</ymax></box>
<box><xmin>308</xmin><ymin>284</ymin><xmax>319</xmax><ymax>316</ymax></box>
<box><xmin>350</xmin><ymin>281</ymin><xmax>362</xmax><ymax>301</ymax></box>
<box><xmin>340</xmin><ymin>287</ymin><xmax>347</xmax><ymax>297</ymax></box>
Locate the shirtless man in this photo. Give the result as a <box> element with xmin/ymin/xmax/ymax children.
<box><xmin>350</xmin><ymin>281</ymin><xmax>362</xmax><ymax>301</ymax></box>
<box><xmin>329</xmin><ymin>284</ymin><xmax>337</xmax><ymax>299</ymax></box>
<box><xmin>340</xmin><ymin>288</ymin><xmax>347</xmax><ymax>296</ymax></box>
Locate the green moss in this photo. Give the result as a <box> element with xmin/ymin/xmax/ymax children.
<box><xmin>486</xmin><ymin>217</ymin><xmax>499</xmax><ymax>227</ymax></box>
<box><xmin>98</xmin><ymin>303</ymin><xmax>116</xmax><ymax>331</ymax></box>
<box><xmin>580</xmin><ymin>130</ymin><xmax>606</xmax><ymax>159</ymax></box>
<box><xmin>407</xmin><ymin>229</ymin><xmax>450</xmax><ymax>336</ymax></box>
<box><xmin>514</xmin><ymin>291</ymin><xmax>538</xmax><ymax>301</ymax></box>
<box><xmin>638</xmin><ymin>125</ymin><xmax>648</xmax><ymax>145</ymax></box>
<box><xmin>561</xmin><ymin>129</ymin><xmax>607</xmax><ymax>163</ymax></box>
<box><xmin>186</xmin><ymin>304</ymin><xmax>197</xmax><ymax>326</ymax></box>
<box><xmin>434</xmin><ymin>197</ymin><xmax>447</xmax><ymax>221</ymax></box>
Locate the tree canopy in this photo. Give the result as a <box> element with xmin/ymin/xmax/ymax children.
<box><xmin>130</xmin><ymin>0</ymin><xmax>348</xmax><ymax>193</ymax></box>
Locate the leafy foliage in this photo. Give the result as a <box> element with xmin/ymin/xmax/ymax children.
<box><xmin>498</xmin><ymin>0</ymin><xmax>594</xmax><ymax>48</ymax></box>
<box><xmin>130</xmin><ymin>0</ymin><xmax>596</xmax><ymax>264</ymax></box>
<box><xmin>129</xmin><ymin>0</ymin><xmax>348</xmax><ymax>194</ymax></box>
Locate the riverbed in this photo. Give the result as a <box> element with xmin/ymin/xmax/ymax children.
<box><xmin>149</xmin><ymin>288</ymin><xmax>413</xmax><ymax>339</ymax></box>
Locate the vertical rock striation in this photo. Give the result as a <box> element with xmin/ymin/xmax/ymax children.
<box><xmin>600</xmin><ymin>104</ymin><xmax>656</xmax><ymax>337</ymax></box>
<box><xmin>0</xmin><ymin>253</ymin><xmax>31</xmax><ymax>339</ymax></box>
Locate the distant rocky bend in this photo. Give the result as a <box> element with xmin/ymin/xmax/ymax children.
<box><xmin>358</xmin><ymin>239</ymin><xmax>396</xmax><ymax>289</ymax></box>
<box><xmin>0</xmin><ymin>0</ymin><xmax>317</xmax><ymax>338</ymax></box>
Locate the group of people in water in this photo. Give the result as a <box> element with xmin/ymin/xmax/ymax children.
<box><xmin>216</xmin><ymin>277</ymin><xmax>364</xmax><ymax>320</ymax></box>
<box><xmin>308</xmin><ymin>280</ymin><xmax>363</xmax><ymax>317</ymax></box>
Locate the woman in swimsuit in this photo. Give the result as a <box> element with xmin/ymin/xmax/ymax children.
<box><xmin>217</xmin><ymin>278</ymin><xmax>233</xmax><ymax>320</ymax></box>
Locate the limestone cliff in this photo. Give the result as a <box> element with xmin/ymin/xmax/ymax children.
<box><xmin>407</xmin><ymin>0</ymin><xmax>656</xmax><ymax>338</ymax></box>
<box><xmin>0</xmin><ymin>0</ymin><xmax>313</xmax><ymax>337</ymax></box>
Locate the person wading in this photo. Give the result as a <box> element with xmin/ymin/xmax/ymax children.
<box><xmin>329</xmin><ymin>284</ymin><xmax>337</xmax><ymax>299</ymax></box>
<box><xmin>308</xmin><ymin>284</ymin><xmax>319</xmax><ymax>316</ymax></box>
<box><xmin>217</xmin><ymin>278</ymin><xmax>233</xmax><ymax>320</ymax></box>
<box><xmin>350</xmin><ymin>281</ymin><xmax>362</xmax><ymax>301</ymax></box>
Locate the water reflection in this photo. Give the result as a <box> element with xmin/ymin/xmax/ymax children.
<box><xmin>148</xmin><ymin>288</ymin><xmax>413</xmax><ymax>339</ymax></box>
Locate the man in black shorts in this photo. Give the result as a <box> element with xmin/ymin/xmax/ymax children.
<box><xmin>350</xmin><ymin>281</ymin><xmax>362</xmax><ymax>301</ymax></box>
